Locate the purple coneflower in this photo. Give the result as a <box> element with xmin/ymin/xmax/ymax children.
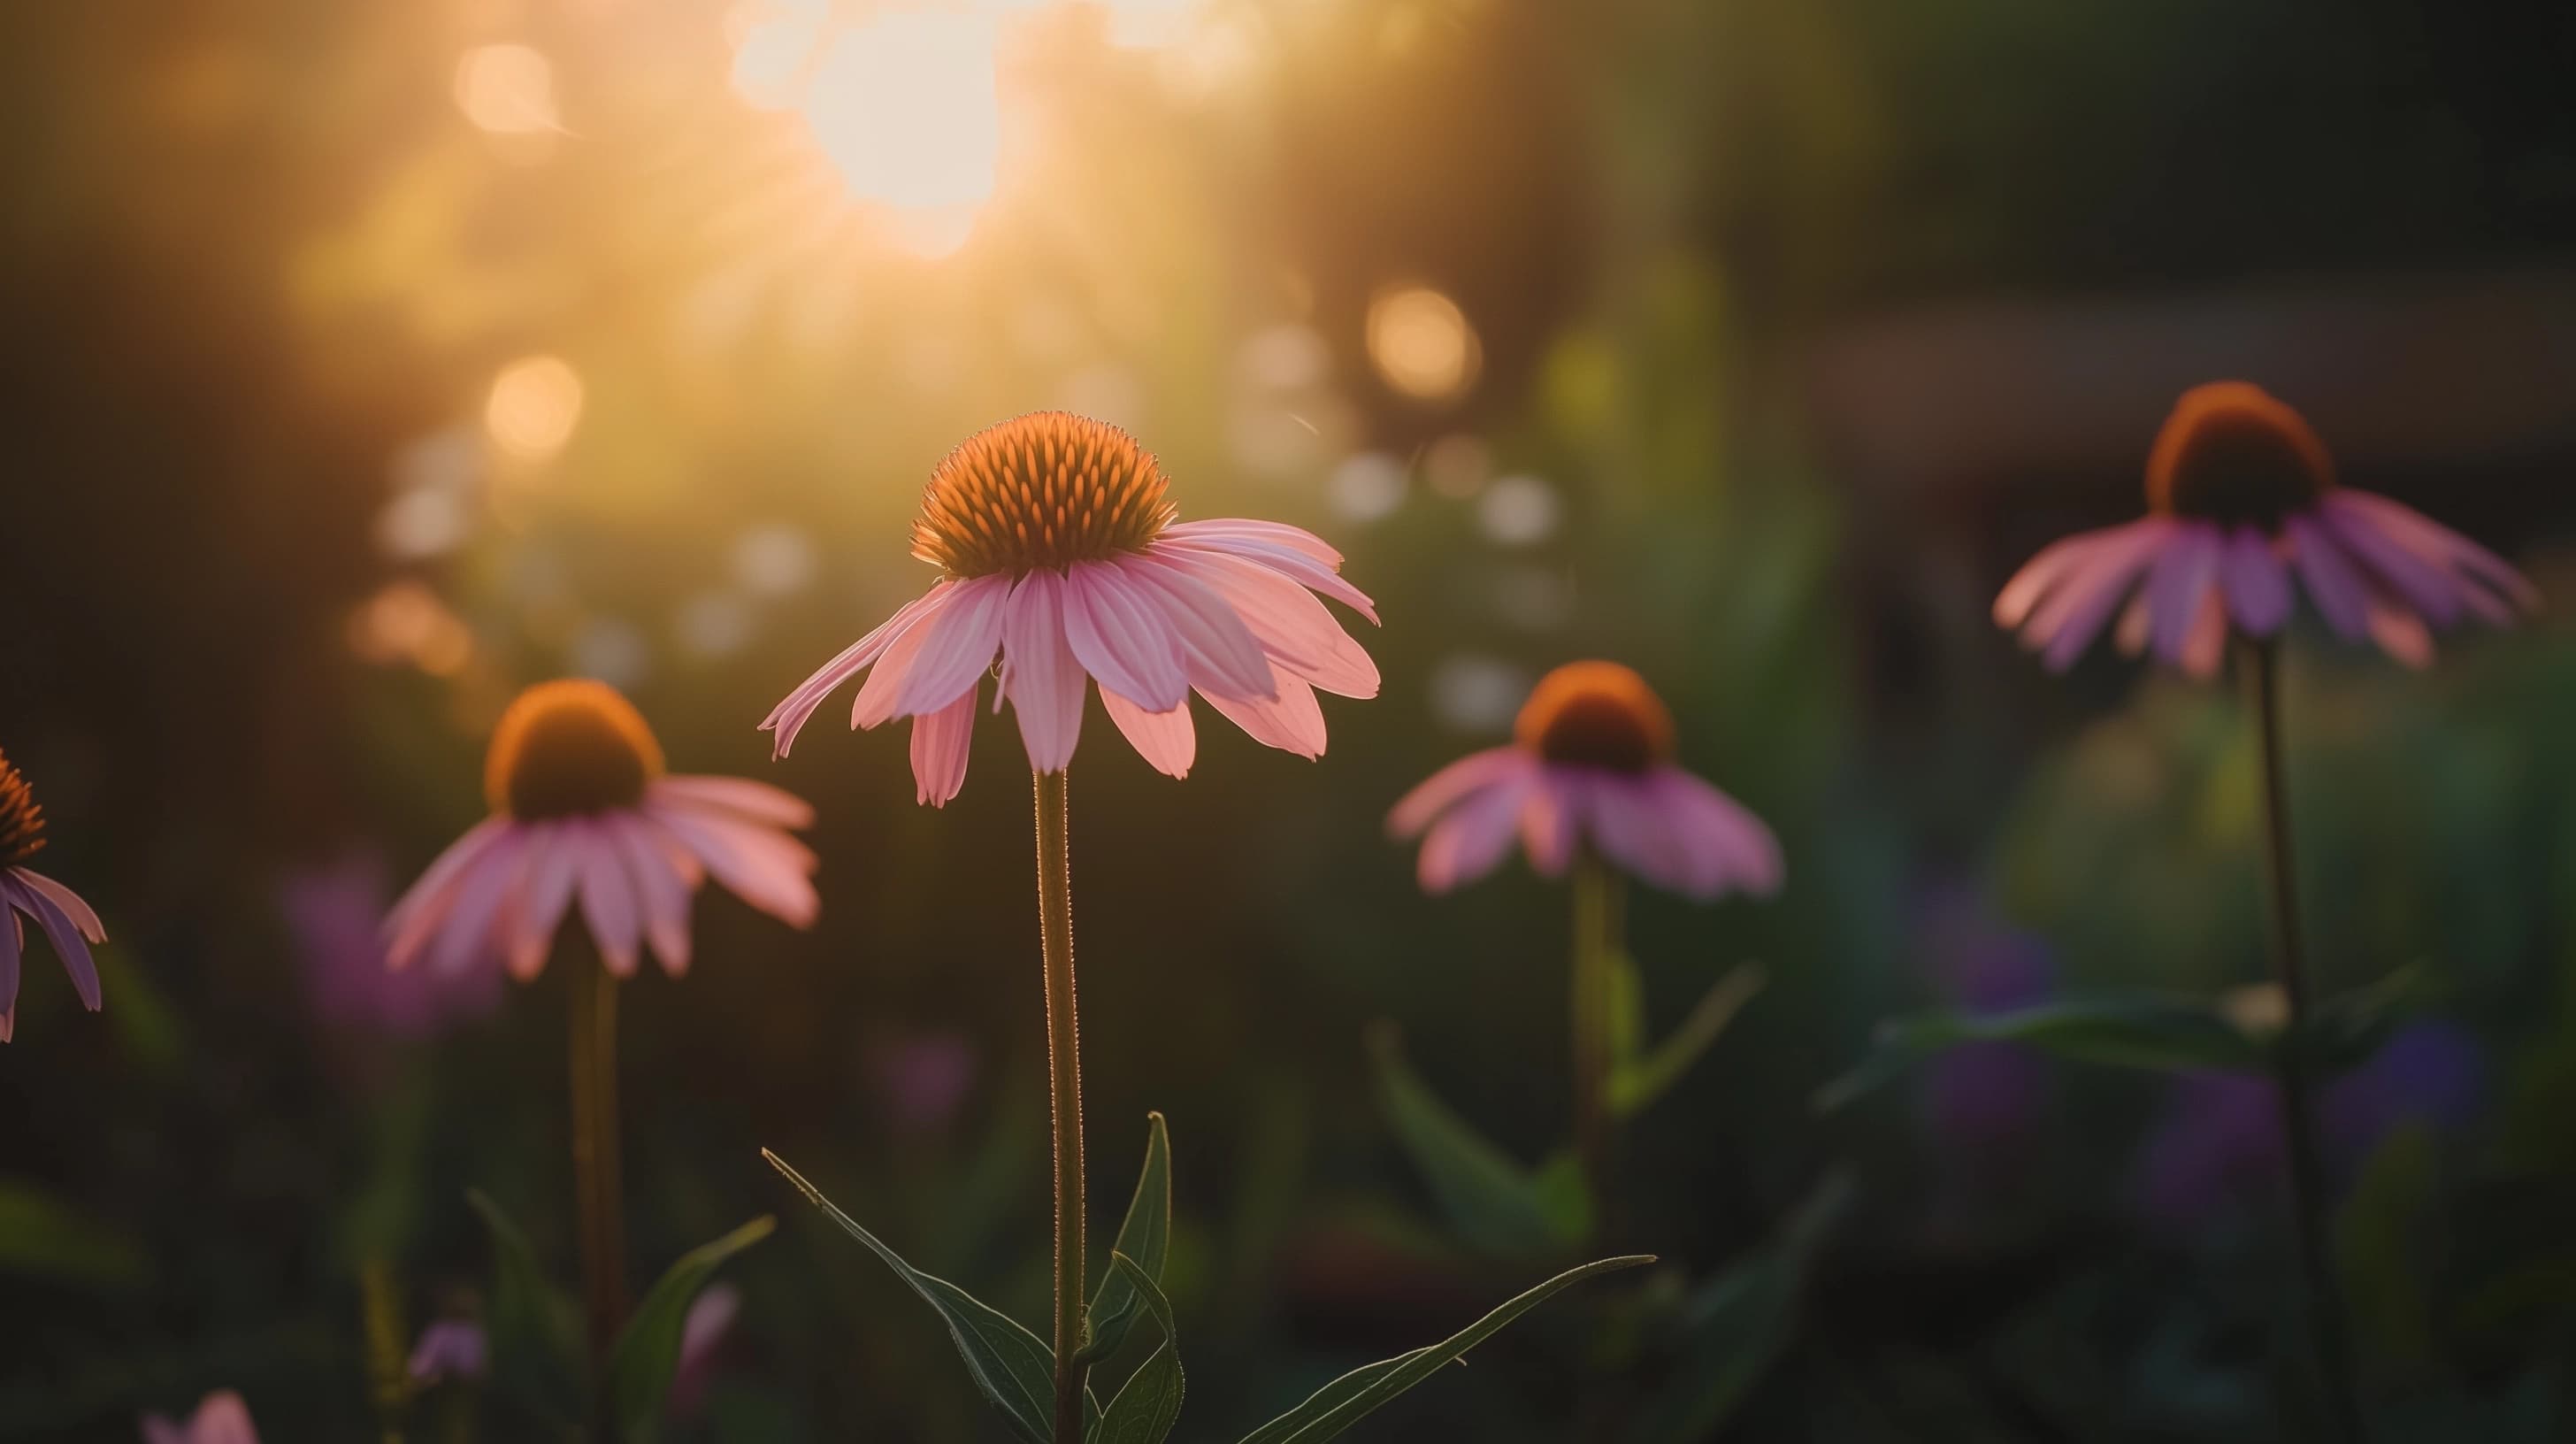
<box><xmin>0</xmin><ymin>746</ymin><xmax>105</xmax><ymax>1042</ymax></box>
<box><xmin>762</xmin><ymin>411</ymin><xmax>1378</xmax><ymax>803</ymax></box>
<box><xmin>1995</xmin><ymin>381</ymin><xmax>2535</xmax><ymax>677</ymax></box>
<box><xmin>140</xmin><ymin>1391</ymin><xmax>257</xmax><ymax>1444</ymax></box>
<box><xmin>1388</xmin><ymin>661</ymin><xmax>1782</xmax><ymax>901</ymax></box>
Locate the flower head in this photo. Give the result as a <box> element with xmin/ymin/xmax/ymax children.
<box><xmin>1996</xmin><ymin>381</ymin><xmax>2537</xmax><ymax>677</ymax></box>
<box><xmin>763</xmin><ymin>411</ymin><xmax>1379</xmax><ymax>803</ymax></box>
<box><xmin>0</xmin><ymin>746</ymin><xmax>106</xmax><ymax>1041</ymax></box>
<box><xmin>407</xmin><ymin>1319</ymin><xmax>490</xmax><ymax>1386</ymax></box>
<box><xmin>1388</xmin><ymin>661</ymin><xmax>1782</xmax><ymax>900</ymax></box>
<box><xmin>387</xmin><ymin>681</ymin><xmax>819</xmax><ymax>982</ymax></box>
<box><xmin>140</xmin><ymin>1391</ymin><xmax>259</xmax><ymax>1444</ymax></box>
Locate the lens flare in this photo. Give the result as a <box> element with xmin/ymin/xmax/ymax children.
<box><xmin>485</xmin><ymin>356</ymin><xmax>585</xmax><ymax>461</ymax></box>
<box><xmin>1366</xmin><ymin>284</ymin><xmax>1481</xmax><ymax>403</ymax></box>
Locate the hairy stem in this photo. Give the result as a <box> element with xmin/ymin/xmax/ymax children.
<box><xmin>2242</xmin><ymin>638</ymin><xmax>2367</xmax><ymax>1443</ymax></box>
<box><xmin>1033</xmin><ymin>768</ymin><xmax>1088</xmax><ymax>1442</ymax></box>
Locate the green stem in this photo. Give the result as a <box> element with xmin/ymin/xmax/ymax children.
<box><xmin>1571</xmin><ymin>856</ymin><xmax>1623</xmax><ymax>1244</ymax></box>
<box><xmin>569</xmin><ymin>958</ymin><xmax>627</xmax><ymax>1432</ymax></box>
<box><xmin>1033</xmin><ymin>768</ymin><xmax>1088</xmax><ymax>1443</ymax></box>
<box><xmin>2241</xmin><ymin>638</ymin><xmax>2367</xmax><ymax>1443</ymax></box>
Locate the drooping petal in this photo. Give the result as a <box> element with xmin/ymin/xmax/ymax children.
<box><xmin>384</xmin><ymin>816</ymin><xmax>514</xmax><ymax>968</ymax></box>
<box><xmin>1198</xmin><ymin>667</ymin><xmax>1327</xmax><ymax>759</ymax></box>
<box><xmin>850</xmin><ymin>600</ymin><xmax>945</xmax><ymax>731</ymax></box>
<box><xmin>426</xmin><ymin>829</ymin><xmax>529</xmax><ymax>980</ymax></box>
<box><xmin>1118</xmin><ymin>555</ymin><xmax>1276</xmax><ymax>702</ymax></box>
<box><xmin>188</xmin><ymin>1391</ymin><xmax>262</xmax><ymax>1444</ymax></box>
<box><xmin>1648</xmin><ymin>768</ymin><xmax>1784</xmax><ymax>899</ymax></box>
<box><xmin>2115</xmin><ymin>593</ymin><xmax>2153</xmax><ymax>657</ymax></box>
<box><xmin>1519</xmin><ymin>775</ymin><xmax>1577</xmax><ymax>878</ymax></box>
<box><xmin>0</xmin><ymin>893</ymin><xmax>20</xmax><ymax>1038</ymax></box>
<box><xmin>1388</xmin><ymin>748</ymin><xmax>1530</xmax><ymax>838</ymax></box>
<box><xmin>2365</xmin><ymin>584</ymin><xmax>2436</xmax><ymax>668</ymax></box>
<box><xmin>1576</xmin><ymin>772</ymin><xmax>1693</xmax><ymax>895</ymax></box>
<box><xmin>1416</xmin><ymin>771</ymin><xmax>1531</xmax><ymax>893</ymax></box>
<box><xmin>891</xmin><ymin>572</ymin><xmax>1012</xmax><ymax>717</ymax></box>
<box><xmin>1148</xmin><ymin>545</ymin><xmax>1379</xmax><ymax>696</ymax></box>
<box><xmin>763</xmin><ymin>581</ymin><xmax>953</xmax><ymax>757</ymax></box>
<box><xmin>2327</xmin><ymin>489</ymin><xmax>2539</xmax><ymax>620</ymax></box>
<box><xmin>409</xmin><ymin>1320</ymin><xmax>490</xmax><ymax>1385</ymax></box>
<box><xmin>2286</xmin><ymin>514</ymin><xmax>2371</xmax><ymax>639</ymax></box>
<box><xmin>1101</xmin><ymin>687</ymin><xmax>1197</xmax><ymax>779</ymax></box>
<box><xmin>11</xmin><ymin>868</ymin><xmax>104</xmax><ymax>943</ymax></box>
<box><xmin>1160</xmin><ymin>534</ymin><xmax>1378</xmax><ymax>624</ymax></box>
<box><xmin>575</xmin><ymin>822</ymin><xmax>642</xmax><ymax>977</ymax></box>
<box><xmin>1164</xmin><ymin>517</ymin><xmax>1344</xmax><ymax>566</ymax></box>
<box><xmin>645</xmin><ymin>775</ymin><xmax>814</xmax><ymax>830</ymax></box>
<box><xmin>2320</xmin><ymin>497</ymin><xmax>2467</xmax><ymax>628</ymax></box>
<box><xmin>1002</xmin><ymin>569</ymin><xmax>1088</xmax><ymax>773</ymax></box>
<box><xmin>1064</xmin><ymin>561</ymin><xmax>1190</xmax><ymax>711</ymax></box>
<box><xmin>6</xmin><ymin>874</ymin><xmax>97</xmax><ymax>1010</ymax></box>
<box><xmin>908</xmin><ymin>685</ymin><xmax>979</xmax><ymax>806</ymax></box>
<box><xmin>2144</xmin><ymin>522</ymin><xmax>2223</xmax><ymax>664</ymax></box>
<box><xmin>2220</xmin><ymin>527</ymin><xmax>2294</xmax><ymax>635</ymax></box>
<box><xmin>650</xmin><ymin>806</ymin><xmax>820</xmax><ymax>929</ymax></box>
<box><xmin>2018</xmin><ymin>518</ymin><xmax>2175</xmax><ymax>672</ymax></box>
<box><xmin>609</xmin><ymin>812</ymin><xmax>694</xmax><ymax>978</ymax></box>
<box><xmin>2178</xmin><ymin>588</ymin><xmax>2228</xmax><ymax>680</ymax></box>
<box><xmin>1995</xmin><ymin>530</ymin><xmax>2116</xmax><ymax>629</ymax></box>
<box><xmin>504</xmin><ymin>826</ymin><xmax>582</xmax><ymax>982</ymax></box>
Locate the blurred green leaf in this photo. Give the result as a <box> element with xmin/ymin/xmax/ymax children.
<box><xmin>2339</xmin><ymin>1123</ymin><xmax>2438</xmax><ymax>1371</ymax></box>
<box><xmin>1081</xmin><ymin>1112</ymin><xmax>1172</xmax><ymax>1367</ymax></box>
<box><xmin>2304</xmin><ymin>964</ymin><xmax>2442</xmax><ymax>1072</ymax></box>
<box><xmin>465</xmin><ymin>1189</ymin><xmax>582</xmax><ymax>1424</ymax></box>
<box><xmin>610</xmin><ymin>1214</ymin><xmax>773</xmax><ymax>1440</ymax></box>
<box><xmin>0</xmin><ymin>1178</ymin><xmax>144</xmax><ymax>1286</ymax></box>
<box><xmin>1091</xmin><ymin>1252</ymin><xmax>1184</xmax><ymax>1444</ymax></box>
<box><xmin>1232</xmin><ymin>1254</ymin><xmax>1654</xmax><ymax>1444</ymax></box>
<box><xmin>1815</xmin><ymin>995</ymin><xmax>2264</xmax><ymax>1111</ymax></box>
<box><xmin>765</xmin><ymin>1148</ymin><xmax>1055</xmax><ymax>1444</ymax></box>
<box><xmin>1368</xmin><ymin>1024</ymin><xmax>1581</xmax><ymax>1257</ymax></box>
<box><xmin>1634</xmin><ymin>1171</ymin><xmax>1853</xmax><ymax>1443</ymax></box>
<box><xmin>1612</xmin><ymin>964</ymin><xmax>1766</xmax><ymax>1117</ymax></box>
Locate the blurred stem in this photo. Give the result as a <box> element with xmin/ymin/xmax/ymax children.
<box><xmin>1033</xmin><ymin>767</ymin><xmax>1088</xmax><ymax>1443</ymax></box>
<box><xmin>357</xmin><ymin>1257</ymin><xmax>409</xmax><ymax>1444</ymax></box>
<box><xmin>568</xmin><ymin>958</ymin><xmax>627</xmax><ymax>1430</ymax></box>
<box><xmin>1571</xmin><ymin>856</ymin><xmax>1623</xmax><ymax>1243</ymax></box>
<box><xmin>2241</xmin><ymin>638</ymin><xmax>2367</xmax><ymax>1444</ymax></box>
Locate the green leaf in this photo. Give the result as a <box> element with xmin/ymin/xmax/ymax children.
<box><xmin>1080</xmin><ymin>1113</ymin><xmax>1173</xmax><ymax>1366</ymax></box>
<box><xmin>2304</xmin><ymin>964</ymin><xmax>2441</xmax><ymax>1072</ymax></box>
<box><xmin>765</xmin><ymin>1148</ymin><xmax>1056</xmax><ymax>1444</ymax></box>
<box><xmin>1611</xmin><ymin>964</ymin><xmax>1765</xmax><ymax>1117</ymax></box>
<box><xmin>1368</xmin><ymin>1025</ymin><xmax>1576</xmax><ymax>1256</ymax></box>
<box><xmin>609</xmin><ymin>1214</ymin><xmax>774</xmax><ymax>1440</ymax></box>
<box><xmin>1814</xmin><ymin>995</ymin><xmax>2264</xmax><ymax>1112</ymax></box>
<box><xmin>465</xmin><ymin>1189</ymin><xmax>583</xmax><ymax>1422</ymax></box>
<box><xmin>1232</xmin><ymin>1254</ymin><xmax>1653</xmax><ymax>1444</ymax></box>
<box><xmin>1634</xmin><ymin>1172</ymin><xmax>1852</xmax><ymax>1444</ymax></box>
<box><xmin>1091</xmin><ymin>1253</ymin><xmax>1184</xmax><ymax>1444</ymax></box>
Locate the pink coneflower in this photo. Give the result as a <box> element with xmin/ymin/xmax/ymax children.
<box><xmin>0</xmin><ymin>746</ymin><xmax>105</xmax><ymax>1042</ymax></box>
<box><xmin>386</xmin><ymin>680</ymin><xmax>819</xmax><ymax>981</ymax></box>
<box><xmin>1387</xmin><ymin>661</ymin><xmax>1782</xmax><ymax>901</ymax></box>
<box><xmin>1995</xmin><ymin>381</ymin><xmax>2537</xmax><ymax>677</ymax></box>
<box><xmin>762</xmin><ymin>411</ymin><xmax>1379</xmax><ymax>803</ymax></box>
<box><xmin>140</xmin><ymin>1391</ymin><xmax>258</xmax><ymax>1444</ymax></box>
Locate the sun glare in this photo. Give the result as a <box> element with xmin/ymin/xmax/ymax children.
<box><xmin>485</xmin><ymin>355</ymin><xmax>585</xmax><ymax>461</ymax></box>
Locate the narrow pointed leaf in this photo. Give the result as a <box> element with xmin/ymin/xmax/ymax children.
<box><xmin>1091</xmin><ymin>1252</ymin><xmax>1184</xmax><ymax>1444</ymax></box>
<box><xmin>1814</xmin><ymin>995</ymin><xmax>2264</xmax><ymax>1112</ymax></box>
<box><xmin>1367</xmin><ymin>1025</ymin><xmax>1568</xmax><ymax>1256</ymax></box>
<box><xmin>1612</xmin><ymin>964</ymin><xmax>1765</xmax><ymax>1117</ymax></box>
<box><xmin>766</xmin><ymin>1149</ymin><xmax>1055</xmax><ymax>1444</ymax></box>
<box><xmin>2304</xmin><ymin>964</ymin><xmax>2441</xmax><ymax>1071</ymax></box>
<box><xmin>609</xmin><ymin>1215</ymin><xmax>773</xmax><ymax>1439</ymax></box>
<box><xmin>1233</xmin><ymin>1254</ymin><xmax>1653</xmax><ymax>1444</ymax></box>
<box><xmin>1081</xmin><ymin>1113</ymin><xmax>1173</xmax><ymax>1366</ymax></box>
<box><xmin>465</xmin><ymin>1189</ymin><xmax>582</xmax><ymax>1422</ymax></box>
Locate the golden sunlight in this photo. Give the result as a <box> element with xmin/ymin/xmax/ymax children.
<box><xmin>1366</xmin><ymin>283</ymin><xmax>1481</xmax><ymax>403</ymax></box>
<box><xmin>452</xmin><ymin>43</ymin><xmax>560</xmax><ymax>134</ymax></box>
<box><xmin>485</xmin><ymin>355</ymin><xmax>585</xmax><ymax>461</ymax></box>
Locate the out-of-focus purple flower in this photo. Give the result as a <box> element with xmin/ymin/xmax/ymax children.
<box><xmin>872</xmin><ymin>1031</ymin><xmax>978</xmax><ymax>1136</ymax></box>
<box><xmin>1916</xmin><ymin>887</ymin><xmax>2056</xmax><ymax>1149</ymax></box>
<box><xmin>407</xmin><ymin>1318</ymin><xmax>490</xmax><ymax>1386</ymax></box>
<box><xmin>2135</xmin><ymin>1020</ymin><xmax>2488</xmax><ymax>1233</ymax></box>
<box><xmin>668</xmin><ymin>1283</ymin><xmax>741</xmax><ymax>1420</ymax></box>
<box><xmin>140</xmin><ymin>1390</ymin><xmax>258</xmax><ymax>1444</ymax></box>
<box><xmin>288</xmin><ymin>849</ymin><xmax>502</xmax><ymax>1038</ymax></box>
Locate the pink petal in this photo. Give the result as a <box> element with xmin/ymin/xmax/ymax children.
<box><xmin>2115</xmin><ymin>594</ymin><xmax>2153</xmax><ymax>657</ymax></box>
<box><xmin>891</xmin><ymin>573</ymin><xmax>1011</xmax><ymax>717</ymax></box>
<box><xmin>2366</xmin><ymin>586</ymin><xmax>2436</xmax><ymax>668</ymax></box>
<box><xmin>1648</xmin><ymin>768</ymin><xmax>1784</xmax><ymax>898</ymax></box>
<box><xmin>1164</xmin><ymin>517</ymin><xmax>1344</xmax><ymax>566</ymax></box>
<box><xmin>2220</xmin><ymin>527</ymin><xmax>2293</xmax><ymax>635</ymax></box>
<box><xmin>763</xmin><ymin>581</ymin><xmax>952</xmax><ymax>757</ymax></box>
<box><xmin>0</xmin><ymin>895</ymin><xmax>20</xmax><ymax>1032</ymax></box>
<box><xmin>1416</xmin><ymin>772</ymin><xmax>1530</xmax><ymax>893</ymax></box>
<box><xmin>909</xmin><ymin>684</ymin><xmax>978</xmax><ymax>806</ymax></box>
<box><xmin>1147</xmin><ymin>546</ymin><xmax>1378</xmax><ymax>697</ymax></box>
<box><xmin>1576</xmin><ymin>773</ymin><xmax>1695</xmax><ymax>895</ymax></box>
<box><xmin>1002</xmin><ymin>569</ymin><xmax>1087</xmax><ymax>774</ymax></box>
<box><xmin>575</xmin><ymin>824</ymin><xmax>642</xmax><ymax>978</ymax></box>
<box><xmin>10</xmin><ymin>873</ymin><xmax>98</xmax><ymax>1010</ymax></box>
<box><xmin>426</xmin><ymin>829</ymin><xmax>529</xmax><ymax>980</ymax></box>
<box><xmin>2178</xmin><ymin>588</ymin><xmax>2228</xmax><ymax>680</ymax></box>
<box><xmin>384</xmin><ymin>817</ymin><xmax>513</xmax><ymax>966</ymax></box>
<box><xmin>11</xmin><ymin>868</ymin><xmax>104</xmax><ymax>942</ymax></box>
<box><xmin>608</xmin><ymin>813</ymin><xmax>694</xmax><ymax>978</ymax></box>
<box><xmin>1064</xmin><ymin>561</ymin><xmax>1190</xmax><ymax>711</ymax></box>
<box><xmin>1388</xmin><ymin>748</ymin><xmax>1530</xmax><ymax>838</ymax></box>
<box><xmin>646</xmin><ymin>776</ymin><xmax>814</xmax><ymax>830</ymax></box>
<box><xmin>2329</xmin><ymin>489</ymin><xmax>2539</xmax><ymax>615</ymax></box>
<box><xmin>2319</xmin><ymin>499</ymin><xmax>2466</xmax><ymax>627</ymax></box>
<box><xmin>2022</xmin><ymin>518</ymin><xmax>2174</xmax><ymax>672</ymax></box>
<box><xmin>1198</xmin><ymin>668</ymin><xmax>1327</xmax><ymax>759</ymax></box>
<box><xmin>504</xmin><ymin>829</ymin><xmax>581</xmax><ymax>982</ymax></box>
<box><xmin>1995</xmin><ymin>530</ymin><xmax>2115</xmax><ymax>629</ymax></box>
<box><xmin>1101</xmin><ymin>687</ymin><xmax>1197</xmax><ymax>779</ymax></box>
<box><xmin>2144</xmin><ymin>523</ymin><xmax>2223</xmax><ymax>665</ymax></box>
<box><xmin>1118</xmin><ymin>556</ymin><xmax>1276</xmax><ymax>702</ymax></box>
<box><xmin>190</xmin><ymin>1391</ymin><xmax>262</xmax><ymax>1444</ymax></box>
<box><xmin>1158</xmin><ymin>534</ymin><xmax>1379</xmax><ymax>625</ymax></box>
<box><xmin>850</xmin><ymin>601</ymin><xmax>943</xmax><ymax>731</ymax></box>
<box><xmin>651</xmin><ymin>806</ymin><xmax>820</xmax><ymax>928</ymax></box>
<box><xmin>1518</xmin><ymin>777</ymin><xmax>1577</xmax><ymax>878</ymax></box>
<box><xmin>2286</xmin><ymin>515</ymin><xmax>2371</xmax><ymax>639</ymax></box>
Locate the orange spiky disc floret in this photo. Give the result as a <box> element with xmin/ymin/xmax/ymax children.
<box><xmin>1514</xmin><ymin>661</ymin><xmax>1676</xmax><ymax>775</ymax></box>
<box><xmin>0</xmin><ymin>748</ymin><xmax>46</xmax><ymax>866</ymax></box>
<box><xmin>485</xmin><ymin>680</ymin><xmax>666</xmax><ymax>820</ymax></box>
<box><xmin>2146</xmin><ymin>381</ymin><xmax>2335</xmax><ymax>532</ymax></box>
<box><xmin>910</xmin><ymin>412</ymin><xmax>1179</xmax><ymax>578</ymax></box>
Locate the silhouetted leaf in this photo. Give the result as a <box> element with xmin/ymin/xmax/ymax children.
<box><xmin>1081</xmin><ymin>1113</ymin><xmax>1172</xmax><ymax>1367</ymax></box>
<box><xmin>1368</xmin><ymin>1025</ymin><xmax>1575</xmax><ymax>1257</ymax></box>
<box><xmin>766</xmin><ymin>1148</ymin><xmax>1054</xmax><ymax>1444</ymax></box>
<box><xmin>1232</xmin><ymin>1254</ymin><xmax>1653</xmax><ymax>1444</ymax></box>
<box><xmin>610</xmin><ymin>1214</ymin><xmax>773</xmax><ymax>1440</ymax></box>
<box><xmin>1816</xmin><ymin>995</ymin><xmax>2263</xmax><ymax>1111</ymax></box>
<box><xmin>1091</xmin><ymin>1253</ymin><xmax>1184</xmax><ymax>1444</ymax></box>
<box><xmin>466</xmin><ymin>1189</ymin><xmax>582</xmax><ymax>1423</ymax></box>
<box><xmin>1613</xmin><ymin>964</ymin><xmax>1765</xmax><ymax>1117</ymax></box>
<box><xmin>2305</xmin><ymin>964</ymin><xmax>2442</xmax><ymax>1071</ymax></box>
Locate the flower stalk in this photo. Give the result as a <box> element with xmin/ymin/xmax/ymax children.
<box><xmin>1569</xmin><ymin>855</ymin><xmax>1623</xmax><ymax>1241</ymax></box>
<box><xmin>568</xmin><ymin>956</ymin><xmax>628</xmax><ymax>1408</ymax></box>
<box><xmin>1032</xmin><ymin>767</ymin><xmax>1088</xmax><ymax>1442</ymax></box>
<box><xmin>2240</xmin><ymin>637</ymin><xmax>2366</xmax><ymax>1443</ymax></box>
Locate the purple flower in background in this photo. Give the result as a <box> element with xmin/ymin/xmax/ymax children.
<box><xmin>0</xmin><ymin>745</ymin><xmax>106</xmax><ymax>1041</ymax></box>
<box><xmin>287</xmin><ymin>849</ymin><xmax>502</xmax><ymax>1038</ymax></box>
<box><xmin>2135</xmin><ymin>1020</ymin><xmax>2487</xmax><ymax>1232</ymax></box>
<box><xmin>407</xmin><ymin>1318</ymin><xmax>489</xmax><ymax>1386</ymax></box>
<box><xmin>1915</xmin><ymin>887</ymin><xmax>2056</xmax><ymax>1149</ymax></box>
<box><xmin>668</xmin><ymin>1282</ymin><xmax>742</xmax><ymax>1419</ymax></box>
<box><xmin>140</xmin><ymin>1391</ymin><xmax>258</xmax><ymax>1444</ymax></box>
<box><xmin>872</xmin><ymin>1031</ymin><xmax>978</xmax><ymax>1136</ymax></box>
